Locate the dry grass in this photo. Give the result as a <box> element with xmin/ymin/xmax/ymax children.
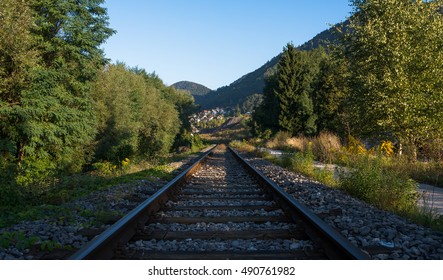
<box><xmin>266</xmin><ymin>131</ymin><xmax>342</xmax><ymax>163</ymax></box>
<box><xmin>311</xmin><ymin>132</ymin><xmax>343</xmax><ymax>163</ymax></box>
<box><xmin>229</xmin><ymin>140</ymin><xmax>256</xmax><ymax>153</ymax></box>
<box><xmin>285</xmin><ymin>136</ymin><xmax>310</xmax><ymax>151</ymax></box>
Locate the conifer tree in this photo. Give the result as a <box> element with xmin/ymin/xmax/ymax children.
<box><xmin>274</xmin><ymin>43</ymin><xmax>317</xmax><ymax>136</ymax></box>
<box><xmin>251</xmin><ymin>74</ymin><xmax>280</xmax><ymax>136</ymax></box>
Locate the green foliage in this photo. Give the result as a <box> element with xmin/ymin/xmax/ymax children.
<box><xmin>0</xmin><ymin>159</ymin><xmax>22</xmax><ymax>207</ymax></box>
<box><xmin>0</xmin><ymin>0</ymin><xmax>114</xmax><ymax>187</ymax></box>
<box><xmin>229</xmin><ymin>140</ymin><xmax>256</xmax><ymax>153</ymax></box>
<box><xmin>0</xmin><ymin>231</ymin><xmax>39</xmax><ymax>250</ymax></box>
<box><xmin>92</xmin><ymin>63</ymin><xmax>181</xmax><ymax>162</ymax></box>
<box><xmin>311</xmin><ymin>53</ymin><xmax>349</xmax><ymax>136</ymax></box>
<box><xmin>345</xmin><ymin>0</ymin><xmax>443</xmax><ymax>158</ymax></box>
<box><xmin>92</xmin><ymin>161</ymin><xmax>117</xmax><ymax>177</ymax></box>
<box><xmin>240</xmin><ymin>94</ymin><xmax>264</xmax><ymax>113</ymax></box>
<box><xmin>338</xmin><ymin>155</ymin><xmax>419</xmax><ymax>214</ymax></box>
<box><xmin>176</xmin><ymin>130</ymin><xmax>205</xmax><ymax>152</ymax></box>
<box><xmin>288</xmin><ymin>148</ymin><xmax>315</xmax><ymax>177</ymax></box>
<box><xmin>39</xmin><ymin>240</ymin><xmax>64</xmax><ymax>252</ymax></box>
<box><xmin>250</xmin><ymin>74</ymin><xmax>280</xmax><ymax>136</ymax></box>
<box><xmin>0</xmin><ymin>0</ymin><xmax>200</xmax><ymax>221</ymax></box>
<box><xmin>274</xmin><ymin>43</ymin><xmax>318</xmax><ymax>136</ymax></box>
<box><xmin>385</xmin><ymin>158</ymin><xmax>443</xmax><ymax>189</ymax></box>
<box><xmin>0</xmin><ymin>0</ymin><xmax>38</xmax><ymax>99</ymax></box>
<box><xmin>196</xmin><ymin>117</ymin><xmax>225</xmax><ymax>130</ymax></box>
<box><xmin>171</xmin><ymin>81</ymin><xmax>211</xmax><ymax>96</ymax></box>
<box><xmin>252</xmin><ymin>45</ymin><xmax>325</xmax><ymax>137</ymax></box>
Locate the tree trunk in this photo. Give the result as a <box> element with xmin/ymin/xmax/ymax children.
<box><xmin>16</xmin><ymin>142</ymin><xmax>25</xmax><ymax>170</ymax></box>
<box><xmin>398</xmin><ymin>142</ymin><xmax>403</xmax><ymax>156</ymax></box>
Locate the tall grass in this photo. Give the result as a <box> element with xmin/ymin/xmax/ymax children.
<box><xmin>385</xmin><ymin>159</ymin><xmax>443</xmax><ymax>188</ymax></box>
<box><xmin>312</xmin><ymin>132</ymin><xmax>343</xmax><ymax>163</ymax></box>
<box><xmin>277</xmin><ymin>142</ymin><xmax>337</xmax><ymax>187</ymax></box>
<box><xmin>258</xmin><ymin>131</ymin><xmax>443</xmax><ymax>231</ymax></box>
<box><xmin>338</xmin><ymin>155</ymin><xmax>419</xmax><ymax>214</ymax></box>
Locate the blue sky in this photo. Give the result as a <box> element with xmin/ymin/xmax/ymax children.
<box><xmin>102</xmin><ymin>0</ymin><xmax>353</xmax><ymax>89</ymax></box>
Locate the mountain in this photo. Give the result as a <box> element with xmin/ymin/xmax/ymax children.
<box><xmin>196</xmin><ymin>21</ymin><xmax>347</xmax><ymax>109</ymax></box>
<box><xmin>171</xmin><ymin>81</ymin><xmax>212</xmax><ymax>96</ymax></box>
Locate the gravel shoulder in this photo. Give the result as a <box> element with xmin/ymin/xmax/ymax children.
<box><xmin>0</xmin><ymin>149</ymin><xmax>211</xmax><ymax>260</ymax></box>
<box><xmin>239</xmin><ymin>151</ymin><xmax>443</xmax><ymax>260</ymax></box>
<box><xmin>2</xmin><ymin>145</ymin><xmax>442</xmax><ymax>260</ymax></box>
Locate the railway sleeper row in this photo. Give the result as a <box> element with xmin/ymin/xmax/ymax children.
<box><xmin>116</xmin><ymin>146</ymin><xmax>328</xmax><ymax>260</ymax></box>
<box><xmin>70</xmin><ymin>145</ymin><xmax>368</xmax><ymax>260</ymax></box>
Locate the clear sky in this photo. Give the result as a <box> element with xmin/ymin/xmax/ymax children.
<box><xmin>102</xmin><ymin>0</ymin><xmax>353</xmax><ymax>90</ymax></box>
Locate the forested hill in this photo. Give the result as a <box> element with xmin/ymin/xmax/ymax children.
<box><xmin>196</xmin><ymin>22</ymin><xmax>346</xmax><ymax>109</ymax></box>
<box><xmin>171</xmin><ymin>81</ymin><xmax>212</xmax><ymax>96</ymax></box>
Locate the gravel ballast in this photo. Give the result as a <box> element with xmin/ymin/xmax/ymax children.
<box><xmin>237</xmin><ymin>151</ymin><xmax>443</xmax><ymax>260</ymax></box>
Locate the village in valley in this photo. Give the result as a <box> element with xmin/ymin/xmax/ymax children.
<box><xmin>189</xmin><ymin>107</ymin><xmax>233</xmax><ymax>132</ymax></box>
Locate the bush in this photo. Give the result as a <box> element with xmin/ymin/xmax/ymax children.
<box><xmin>0</xmin><ymin>182</ymin><xmax>24</xmax><ymax>208</ymax></box>
<box><xmin>230</xmin><ymin>140</ymin><xmax>255</xmax><ymax>153</ymax></box>
<box><xmin>338</xmin><ymin>155</ymin><xmax>419</xmax><ymax>214</ymax></box>
<box><xmin>265</xmin><ymin>131</ymin><xmax>291</xmax><ymax>150</ymax></box>
<box><xmin>282</xmin><ymin>136</ymin><xmax>310</xmax><ymax>152</ymax></box>
<box><xmin>311</xmin><ymin>132</ymin><xmax>342</xmax><ymax>163</ymax></box>
<box><xmin>289</xmin><ymin>142</ymin><xmax>314</xmax><ymax>174</ymax></box>
<box><xmin>92</xmin><ymin>161</ymin><xmax>117</xmax><ymax>177</ymax></box>
<box><xmin>385</xmin><ymin>158</ymin><xmax>443</xmax><ymax>188</ymax></box>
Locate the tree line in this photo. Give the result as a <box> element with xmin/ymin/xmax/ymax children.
<box><xmin>0</xmin><ymin>0</ymin><xmax>197</xmax><ymax>193</ymax></box>
<box><xmin>252</xmin><ymin>0</ymin><xmax>443</xmax><ymax>160</ymax></box>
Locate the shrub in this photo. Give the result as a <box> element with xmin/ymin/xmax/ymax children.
<box><xmin>385</xmin><ymin>158</ymin><xmax>443</xmax><ymax>188</ymax></box>
<box><xmin>421</xmin><ymin>138</ymin><xmax>443</xmax><ymax>161</ymax></box>
<box><xmin>283</xmin><ymin>136</ymin><xmax>310</xmax><ymax>152</ymax></box>
<box><xmin>345</xmin><ymin>135</ymin><xmax>367</xmax><ymax>155</ymax></box>
<box><xmin>311</xmin><ymin>132</ymin><xmax>342</xmax><ymax>163</ymax></box>
<box><xmin>230</xmin><ymin>140</ymin><xmax>255</xmax><ymax>153</ymax></box>
<box><xmin>283</xmin><ymin>143</ymin><xmax>336</xmax><ymax>186</ymax></box>
<box><xmin>92</xmin><ymin>161</ymin><xmax>117</xmax><ymax>177</ymax></box>
<box><xmin>289</xmin><ymin>151</ymin><xmax>314</xmax><ymax>176</ymax></box>
<box><xmin>379</xmin><ymin>140</ymin><xmax>395</xmax><ymax>157</ymax></box>
<box><xmin>265</xmin><ymin>131</ymin><xmax>292</xmax><ymax>150</ymax></box>
<box><xmin>338</xmin><ymin>155</ymin><xmax>419</xmax><ymax>214</ymax></box>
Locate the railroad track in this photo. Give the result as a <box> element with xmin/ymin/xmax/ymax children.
<box><xmin>69</xmin><ymin>145</ymin><xmax>369</xmax><ymax>260</ymax></box>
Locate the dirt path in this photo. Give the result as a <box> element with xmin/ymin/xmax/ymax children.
<box><xmin>417</xmin><ymin>184</ymin><xmax>443</xmax><ymax>216</ymax></box>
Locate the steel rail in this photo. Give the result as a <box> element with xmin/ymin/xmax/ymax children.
<box><xmin>228</xmin><ymin>146</ymin><xmax>370</xmax><ymax>260</ymax></box>
<box><xmin>69</xmin><ymin>145</ymin><xmax>217</xmax><ymax>260</ymax></box>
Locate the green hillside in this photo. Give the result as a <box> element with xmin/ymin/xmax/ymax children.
<box><xmin>196</xmin><ymin>22</ymin><xmax>346</xmax><ymax>109</ymax></box>
<box><xmin>171</xmin><ymin>81</ymin><xmax>212</xmax><ymax>96</ymax></box>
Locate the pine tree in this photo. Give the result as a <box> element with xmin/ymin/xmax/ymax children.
<box><xmin>251</xmin><ymin>74</ymin><xmax>280</xmax><ymax>136</ymax></box>
<box><xmin>274</xmin><ymin>44</ymin><xmax>317</xmax><ymax>136</ymax></box>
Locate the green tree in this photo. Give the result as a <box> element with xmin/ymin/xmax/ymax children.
<box><xmin>0</xmin><ymin>0</ymin><xmax>114</xmax><ymax>184</ymax></box>
<box><xmin>92</xmin><ymin>64</ymin><xmax>180</xmax><ymax>161</ymax></box>
<box><xmin>0</xmin><ymin>0</ymin><xmax>39</xmax><ymax>163</ymax></box>
<box><xmin>311</xmin><ymin>52</ymin><xmax>349</xmax><ymax>136</ymax></box>
<box><xmin>252</xmin><ymin>74</ymin><xmax>280</xmax><ymax>135</ymax></box>
<box><xmin>92</xmin><ymin>64</ymin><xmax>145</xmax><ymax>161</ymax></box>
<box><xmin>134</xmin><ymin>68</ymin><xmax>198</xmax><ymax>149</ymax></box>
<box><xmin>274</xmin><ymin>44</ymin><xmax>321</xmax><ymax>136</ymax></box>
<box><xmin>241</xmin><ymin>94</ymin><xmax>264</xmax><ymax>114</ymax></box>
<box><xmin>345</xmin><ymin>0</ymin><xmax>443</xmax><ymax>158</ymax></box>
